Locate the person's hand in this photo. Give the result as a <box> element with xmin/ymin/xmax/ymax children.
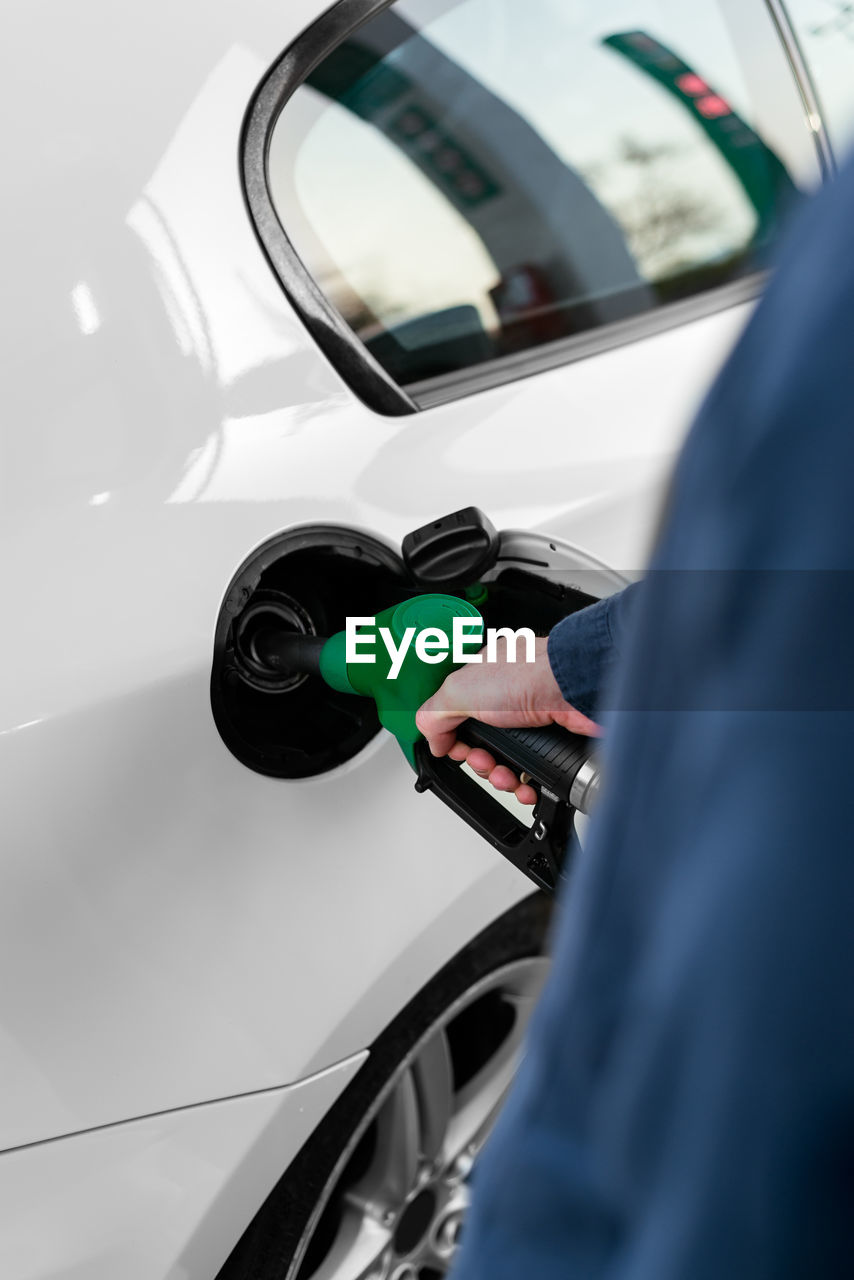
<box><xmin>415</xmin><ymin>636</ymin><xmax>600</xmax><ymax>805</ymax></box>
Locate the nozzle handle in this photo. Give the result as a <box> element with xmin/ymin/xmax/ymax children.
<box><xmin>458</xmin><ymin>720</ymin><xmax>597</xmax><ymax>811</ymax></box>
<box><xmin>415</xmin><ymin>720</ymin><xmax>599</xmax><ymax>895</ymax></box>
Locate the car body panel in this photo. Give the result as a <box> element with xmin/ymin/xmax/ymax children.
<box><xmin>0</xmin><ymin>0</ymin><xmax>818</xmax><ymax>1152</ymax></box>
<box><xmin>0</xmin><ymin>293</ymin><xmax>747</xmax><ymax>1151</ymax></box>
<box><xmin>0</xmin><ymin>1052</ymin><xmax>365</xmax><ymax>1280</ymax></box>
<box><xmin>0</xmin><ymin>0</ymin><xmax>825</xmax><ymax>1258</ymax></box>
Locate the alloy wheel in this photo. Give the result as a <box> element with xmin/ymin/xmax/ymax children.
<box><xmin>291</xmin><ymin>957</ymin><xmax>547</xmax><ymax>1280</ymax></box>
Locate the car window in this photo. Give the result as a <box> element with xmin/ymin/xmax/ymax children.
<box><xmin>781</xmin><ymin>0</ymin><xmax>854</xmax><ymax>156</ymax></box>
<box><xmin>267</xmin><ymin>0</ymin><xmax>799</xmax><ymax>390</ymax></box>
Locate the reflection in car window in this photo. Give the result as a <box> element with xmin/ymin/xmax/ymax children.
<box><xmin>782</xmin><ymin>0</ymin><xmax>854</xmax><ymax>156</ymax></box>
<box><xmin>268</xmin><ymin>0</ymin><xmax>799</xmax><ymax>389</ymax></box>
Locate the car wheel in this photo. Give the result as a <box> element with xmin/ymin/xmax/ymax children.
<box><xmin>217</xmin><ymin>895</ymin><xmax>551</xmax><ymax>1280</ymax></box>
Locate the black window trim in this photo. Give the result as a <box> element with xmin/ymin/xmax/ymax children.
<box><xmin>242</xmin><ymin>0</ymin><xmax>417</xmax><ymax>418</ymax></box>
<box><xmin>242</xmin><ymin>0</ymin><xmax>830</xmax><ymax>418</ymax></box>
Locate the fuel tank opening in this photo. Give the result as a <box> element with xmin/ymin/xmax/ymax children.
<box><xmin>211</xmin><ymin>527</ymin><xmax>409</xmax><ymax>779</ymax></box>
<box><xmin>233</xmin><ymin>590</ymin><xmax>325</xmax><ymax>691</ymax></box>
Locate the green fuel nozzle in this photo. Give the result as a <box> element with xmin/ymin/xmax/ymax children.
<box><xmin>251</xmin><ymin>593</ymin><xmax>483</xmax><ymax>767</ymax></box>
<box><xmin>318</xmin><ymin>594</ymin><xmax>483</xmax><ymax>767</ymax></box>
<box><xmin>248</xmin><ymin>588</ymin><xmax>598</xmax><ymax>896</ymax></box>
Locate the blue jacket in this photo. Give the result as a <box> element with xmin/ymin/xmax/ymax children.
<box><xmin>451</xmin><ymin>155</ymin><xmax>854</xmax><ymax>1280</ymax></box>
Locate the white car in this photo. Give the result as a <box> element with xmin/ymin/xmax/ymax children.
<box><xmin>1</xmin><ymin>2</ymin><xmax>849</xmax><ymax>1277</ymax></box>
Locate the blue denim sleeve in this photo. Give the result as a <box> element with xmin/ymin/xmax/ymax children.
<box><xmin>449</xmin><ymin>154</ymin><xmax>854</xmax><ymax>1280</ymax></box>
<box><xmin>547</xmin><ymin>584</ymin><xmax>639</xmax><ymax>719</ymax></box>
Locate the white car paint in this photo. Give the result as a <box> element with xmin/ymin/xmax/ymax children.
<box><xmin>0</xmin><ymin>0</ymin><xmax>823</xmax><ymax>1274</ymax></box>
<box><xmin>0</xmin><ymin>1052</ymin><xmax>366</xmax><ymax>1280</ymax></box>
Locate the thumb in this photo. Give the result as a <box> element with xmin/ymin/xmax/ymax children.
<box><xmin>551</xmin><ymin>701</ymin><xmax>603</xmax><ymax>738</ymax></box>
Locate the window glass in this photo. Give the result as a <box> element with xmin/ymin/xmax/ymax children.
<box><xmin>783</xmin><ymin>0</ymin><xmax>854</xmax><ymax>155</ymax></box>
<box><xmin>268</xmin><ymin>0</ymin><xmax>799</xmax><ymax>388</ymax></box>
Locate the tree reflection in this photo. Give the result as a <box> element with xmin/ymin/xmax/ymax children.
<box><xmin>594</xmin><ymin>137</ymin><xmax>729</xmax><ymax>280</ymax></box>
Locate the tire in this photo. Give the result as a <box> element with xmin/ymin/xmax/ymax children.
<box><xmin>216</xmin><ymin>894</ymin><xmax>552</xmax><ymax>1280</ymax></box>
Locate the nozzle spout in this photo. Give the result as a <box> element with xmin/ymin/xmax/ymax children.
<box><xmin>247</xmin><ymin>628</ymin><xmax>327</xmax><ymax>678</ymax></box>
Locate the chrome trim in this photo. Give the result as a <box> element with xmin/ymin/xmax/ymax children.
<box><xmin>570</xmin><ymin>757</ymin><xmax>600</xmax><ymax>816</ymax></box>
<box><xmin>765</xmin><ymin>0</ymin><xmax>837</xmax><ymax>178</ymax></box>
<box><xmin>408</xmin><ymin>275</ymin><xmax>766</xmax><ymax>410</ymax></box>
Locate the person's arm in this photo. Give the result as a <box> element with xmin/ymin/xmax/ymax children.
<box><xmin>449</xmin><ymin>155</ymin><xmax>854</xmax><ymax>1280</ymax></box>
<box><xmin>547</xmin><ymin>584</ymin><xmax>640</xmax><ymax>720</ymax></box>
